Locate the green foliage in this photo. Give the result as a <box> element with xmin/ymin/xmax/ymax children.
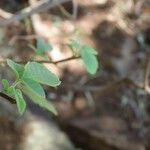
<box><xmin>21</xmin><ymin>82</ymin><xmax>57</xmax><ymax>115</ymax></box>
<box><xmin>29</xmin><ymin>38</ymin><xmax>52</xmax><ymax>56</ymax></box>
<box><xmin>7</xmin><ymin>59</ymin><xmax>24</xmax><ymax>78</ymax></box>
<box><xmin>22</xmin><ymin>78</ymin><xmax>45</xmax><ymax>97</ymax></box>
<box><xmin>6</xmin><ymin>86</ymin><xmax>14</xmax><ymax>96</ymax></box>
<box><xmin>0</xmin><ymin>59</ymin><xmax>60</xmax><ymax>115</ymax></box>
<box><xmin>0</xmin><ymin>37</ymin><xmax>100</xmax><ymax>115</ymax></box>
<box><xmin>68</xmin><ymin>40</ymin><xmax>99</xmax><ymax>74</ymax></box>
<box><xmin>22</xmin><ymin>62</ymin><xmax>61</xmax><ymax>87</ymax></box>
<box><xmin>68</xmin><ymin>39</ymin><xmax>81</xmax><ymax>55</ymax></box>
<box><xmin>1</xmin><ymin>79</ymin><xmax>26</xmax><ymax>114</ymax></box>
<box><xmin>12</xmin><ymin>88</ymin><xmax>26</xmax><ymax>115</ymax></box>
<box><xmin>37</xmin><ymin>38</ymin><xmax>53</xmax><ymax>54</ymax></box>
<box><xmin>1</xmin><ymin>79</ymin><xmax>9</xmax><ymax>91</ymax></box>
<box><xmin>80</xmin><ymin>45</ymin><xmax>98</xmax><ymax>74</ymax></box>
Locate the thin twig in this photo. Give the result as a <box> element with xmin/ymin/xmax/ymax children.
<box><xmin>72</xmin><ymin>0</ymin><xmax>78</xmax><ymax>19</ymax></box>
<box><xmin>0</xmin><ymin>0</ymin><xmax>71</xmax><ymax>27</ymax></box>
<box><xmin>54</xmin><ymin>0</ymin><xmax>78</xmax><ymax>19</ymax></box>
<box><xmin>78</xmin><ymin>75</ymin><xmax>95</xmax><ymax>109</ymax></box>
<box><xmin>0</xmin><ymin>92</ymin><xmax>16</xmax><ymax>104</ymax></box>
<box><xmin>84</xmin><ymin>91</ymin><xmax>95</xmax><ymax>108</ymax></box>
<box><xmin>19</xmin><ymin>56</ymin><xmax>80</xmax><ymax>64</ymax></box>
<box><xmin>0</xmin><ymin>56</ymin><xmax>80</xmax><ymax>65</ymax></box>
<box><xmin>58</xmin><ymin>3</ymin><xmax>73</xmax><ymax>19</ymax></box>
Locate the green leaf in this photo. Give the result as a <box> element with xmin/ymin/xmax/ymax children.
<box><xmin>6</xmin><ymin>86</ymin><xmax>15</xmax><ymax>96</ymax></box>
<box><xmin>81</xmin><ymin>44</ymin><xmax>98</xmax><ymax>55</ymax></box>
<box><xmin>13</xmin><ymin>88</ymin><xmax>26</xmax><ymax>115</ymax></box>
<box><xmin>68</xmin><ymin>40</ymin><xmax>81</xmax><ymax>55</ymax></box>
<box><xmin>21</xmin><ymin>82</ymin><xmax>57</xmax><ymax>115</ymax></box>
<box><xmin>68</xmin><ymin>40</ymin><xmax>99</xmax><ymax>74</ymax></box>
<box><xmin>68</xmin><ymin>40</ymin><xmax>81</xmax><ymax>51</ymax></box>
<box><xmin>1</xmin><ymin>79</ymin><xmax>9</xmax><ymax>91</ymax></box>
<box><xmin>7</xmin><ymin>59</ymin><xmax>24</xmax><ymax>78</ymax></box>
<box><xmin>21</xmin><ymin>78</ymin><xmax>45</xmax><ymax>97</ymax></box>
<box><xmin>36</xmin><ymin>38</ymin><xmax>52</xmax><ymax>55</ymax></box>
<box><xmin>80</xmin><ymin>45</ymin><xmax>98</xmax><ymax>74</ymax></box>
<box><xmin>22</xmin><ymin>62</ymin><xmax>61</xmax><ymax>87</ymax></box>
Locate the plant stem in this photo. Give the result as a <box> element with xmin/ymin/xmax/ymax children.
<box><xmin>0</xmin><ymin>92</ymin><xmax>16</xmax><ymax>104</ymax></box>
<box><xmin>0</xmin><ymin>56</ymin><xmax>80</xmax><ymax>65</ymax></box>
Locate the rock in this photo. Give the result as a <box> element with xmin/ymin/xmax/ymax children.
<box><xmin>19</xmin><ymin>115</ymin><xmax>74</xmax><ymax>150</ymax></box>
<box><xmin>0</xmin><ymin>99</ymin><xmax>75</xmax><ymax>150</ymax></box>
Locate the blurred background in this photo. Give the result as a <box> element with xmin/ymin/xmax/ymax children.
<box><xmin>0</xmin><ymin>0</ymin><xmax>150</xmax><ymax>149</ymax></box>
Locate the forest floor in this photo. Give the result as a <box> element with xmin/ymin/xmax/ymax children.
<box><xmin>0</xmin><ymin>0</ymin><xmax>150</xmax><ymax>149</ymax></box>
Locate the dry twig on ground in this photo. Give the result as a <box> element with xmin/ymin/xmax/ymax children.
<box><xmin>0</xmin><ymin>0</ymin><xmax>71</xmax><ymax>27</ymax></box>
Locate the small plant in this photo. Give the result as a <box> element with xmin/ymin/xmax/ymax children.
<box><xmin>69</xmin><ymin>39</ymin><xmax>99</xmax><ymax>74</ymax></box>
<box><xmin>0</xmin><ymin>38</ymin><xmax>99</xmax><ymax>115</ymax></box>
